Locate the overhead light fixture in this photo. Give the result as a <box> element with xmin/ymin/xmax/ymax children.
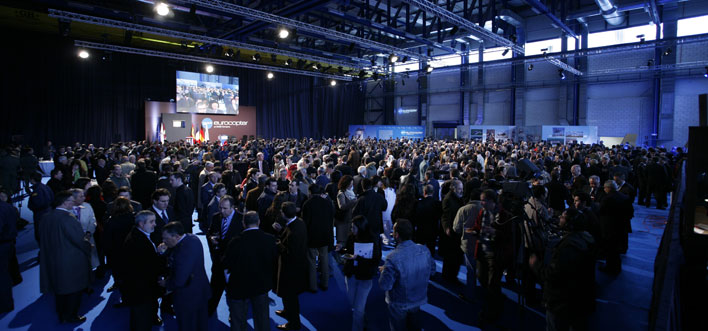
<box><xmin>527</xmin><ymin>64</ymin><xmax>534</xmax><ymax>71</ymax></box>
<box><xmin>389</xmin><ymin>54</ymin><xmax>399</xmax><ymax>63</ymax></box>
<box><xmin>78</xmin><ymin>49</ymin><xmax>89</xmax><ymax>59</ymax></box>
<box><xmin>541</xmin><ymin>48</ymin><xmax>548</xmax><ymax>55</ymax></box>
<box><xmin>559</xmin><ymin>69</ymin><xmax>566</xmax><ymax>80</ymax></box>
<box><xmin>285</xmin><ymin>59</ymin><xmax>293</xmax><ymax>66</ymax></box>
<box><xmin>267</xmin><ymin>72</ymin><xmax>274</xmax><ymax>79</ymax></box>
<box><xmin>637</xmin><ymin>34</ymin><xmax>645</xmax><ymax>42</ymax></box>
<box><xmin>312</xmin><ymin>63</ymin><xmax>319</xmax><ymax>70</ymax></box>
<box><xmin>330</xmin><ymin>80</ymin><xmax>337</xmax><ymax>86</ymax></box>
<box><xmin>155</xmin><ymin>2</ymin><xmax>170</xmax><ymax>16</ymax></box>
<box><xmin>704</xmin><ymin>66</ymin><xmax>708</xmax><ymax>78</ymax></box>
<box><xmin>252</xmin><ymin>53</ymin><xmax>261</xmax><ymax>62</ymax></box>
<box><xmin>424</xmin><ymin>65</ymin><xmax>433</xmax><ymax>73</ymax></box>
<box><xmin>663</xmin><ymin>48</ymin><xmax>672</xmax><ymax>56</ymax></box>
<box><xmin>225</xmin><ymin>49</ymin><xmax>234</xmax><ymax>57</ymax></box>
<box><xmin>401</xmin><ymin>56</ymin><xmax>409</xmax><ymax>63</ymax></box>
<box><xmin>278</xmin><ymin>28</ymin><xmax>290</xmax><ymax>39</ymax></box>
<box><xmin>206</xmin><ymin>65</ymin><xmax>214</xmax><ymax>73</ymax></box>
<box><xmin>502</xmin><ymin>48</ymin><xmax>509</xmax><ymax>56</ymax></box>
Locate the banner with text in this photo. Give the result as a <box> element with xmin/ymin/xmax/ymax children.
<box><xmin>349</xmin><ymin>125</ymin><xmax>426</xmax><ymax>140</ymax></box>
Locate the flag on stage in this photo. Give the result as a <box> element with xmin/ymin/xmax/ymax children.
<box><xmin>159</xmin><ymin>122</ymin><xmax>166</xmax><ymax>144</ymax></box>
<box><xmin>191</xmin><ymin>124</ymin><xmax>195</xmax><ymax>141</ymax></box>
<box><xmin>155</xmin><ymin>117</ymin><xmax>162</xmax><ymax>142</ymax></box>
<box><xmin>198</xmin><ymin>126</ymin><xmax>205</xmax><ymax>143</ymax></box>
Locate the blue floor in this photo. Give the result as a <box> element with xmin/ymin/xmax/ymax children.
<box><xmin>0</xmin><ymin>195</ymin><xmax>668</xmax><ymax>331</ymax></box>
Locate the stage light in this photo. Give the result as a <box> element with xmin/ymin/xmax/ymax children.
<box><xmin>285</xmin><ymin>59</ymin><xmax>293</xmax><ymax>66</ymax></box>
<box><xmin>527</xmin><ymin>64</ymin><xmax>534</xmax><ymax>71</ymax></box>
<box><xmin>267</xmin><ymin>72</ymin><xmax>274</xmax><ymax>79</ymax></box>
<box><xmin>225</xmin><ymin>49</ymin><xmax>234</xmax><ymax>58</ymax></box>
<box><xmin>278</xmin><ymin>28</ymin><xmax>290</xmax><ymax>39</ymax></box>
<box><xmin>155</xmin><ymin>2</ymin><xmax>170</xmax><ymax>16</ymax></box>
<box><xmin>330</xmin><ymin>80</ymin><xmax>337</xmax><ymax>86</ymax></box>
<box><xmin>502</xmin><ymin>48</ymin><xmax>509</xmax><ymax>56</ymax></box>
<box><xmin>312</xmin><ymin>63</ymin><xmax>319</xmax><ymax>70</ymax></box>
<box><xmin>389</xmin><ymin>54</ymin><xmax>399</xmax><ymax>63</ymax></box>
<box><xmin>663</xmin><ymin>48</ymin><xmax>672</xmax><ymax>56</ymax></box>
<box><xmin>559</xmin><ymin>69</ymin><xmax>566</xmax><ymax>80</ymax></box>
<box><xmin>704</xmin><ymin>67</ymin><xmax>708</xmax><ymax>78</ymax></box>
<box><xmin>424</xmin><ymin>65</ymin><xmax>433</xmax><ymax>73</ymax></box>
<box><xmin>252</xmin><ymin>53</ymin><xmax>261</xmax><ymax>62</ymax></box>
<box><xmin>205</xmin><ymin>65</ymin><xmax>214</xmax><ymax>73</ymax></box>
<box><xmin>78</xmin><ymin>49</ymin><xmax>89</xmax><ymax>59</ymax></box>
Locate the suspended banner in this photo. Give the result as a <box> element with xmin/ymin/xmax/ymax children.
<box><xmin>348</xmin><ymin>125</ymin><xmax>426</xmax><ymax>140</ymax></box>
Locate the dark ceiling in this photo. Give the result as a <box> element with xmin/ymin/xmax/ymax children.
<box><xmin>0</xmin><ymin>0</ymin><xmax>693</xmax><ymax>79</ymax></box>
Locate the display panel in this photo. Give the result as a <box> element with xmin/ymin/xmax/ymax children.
<box><xmin>176</xmin><ymin>70</ymin><xmax>239</xmax><ymax>115</ymax></box>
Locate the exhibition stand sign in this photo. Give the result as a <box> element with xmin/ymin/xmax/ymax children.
<box><xmin>349</xmin><ymin>125</ymin><xmax>425</xmax><ymax>140</ymax></box>
<box><xmin>469</xmin><ymin>126</ymin><xmax>517</xmax><ymax>142</ymax></box>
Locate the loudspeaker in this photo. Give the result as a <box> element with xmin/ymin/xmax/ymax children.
<box><xmin>699</xmin><ymin>94</ymin><xmax>707</xmax><ymax>127</ymax></box>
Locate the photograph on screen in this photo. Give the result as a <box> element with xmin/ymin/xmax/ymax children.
<box><xmin>176</xmin><ymin>71</ymin><xmax>239</xmax><ymax>115</ymax></box>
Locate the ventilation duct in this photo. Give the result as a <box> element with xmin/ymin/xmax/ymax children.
<box><xmin>594</xmin><ymin>0</ymin><xmax>625</xmax><ymax>26</ymax></box>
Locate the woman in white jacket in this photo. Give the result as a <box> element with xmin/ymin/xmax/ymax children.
<box><xmin>70</xmin><ymin>186</ymin><xmax>100</xmax><ymax>269</ymax></box>
<box><xmin>380</xmin><ymin>177</ymin><xmax>396</xmax><ymax>245</ymax></box>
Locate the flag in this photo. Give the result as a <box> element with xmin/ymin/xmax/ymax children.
<box><xmin>155</xmin><ymin>117</ymin><xmax>162</xmax><ymax>142</ymax></box>
<box><xmin>203</xmin><ymin>124</ymin><xmax>210</xmax><ymax>143</ymax></box>
<box><xmin>159</xmin><ymin>122</ymin><xmax>166</xmax><ymax>144</ymax></box>
<box><xmin>191</xmin><ymin>124</ymin><xmax>195</xmax><ymax>141</ymax></box>
<box><xmin>198</xmin><ymin>127</ymin><xmax>205</xmax><ymax>143</ymax></box>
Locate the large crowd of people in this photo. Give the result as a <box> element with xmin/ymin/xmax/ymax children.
<box><xmin>0</xmin><ymin>137</ymin><xmax>684</xmax><ymax>330</ymax></box>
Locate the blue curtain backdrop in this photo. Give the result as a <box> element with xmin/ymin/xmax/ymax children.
<box><xmin>0</xmin><ymin>29</ymin><xmax>364</xmax><ymax>149</ymax></box>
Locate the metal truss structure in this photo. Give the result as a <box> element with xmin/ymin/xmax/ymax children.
<box><xmin>544</xmin><ymin>54</ymin><xmax>583</xmax><ymax>76</ymax></box>
<box><xmin>399</xmin><ymin>0</ymin><xmax>524</xmax><ymax>55</ymax></box>
<box><xmin>74</xmin><ymin>40</ymin><xmax>353</xmax><ymax>81</ymax></box>
<box><xmin>48</xmin><ymin>9</ymin><xmax>366</xmax><ymax>70</ymax></box>
<box><xmin>182</xmin><ymin>0</ymin><xmax>427</xmax><ymax>60</ymax></box>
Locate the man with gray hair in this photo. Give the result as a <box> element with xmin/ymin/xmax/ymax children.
<box><xmin>598</xmin><ymin>180</ymin><xmax>631</xmax><ymax>275</ymax></box>
<box><xmin>353</xmin><ymin>166</ymin><xmax>367</xmax><ymax>196</ymax></box>
<box><xmin>122</xmin><ymin>210</ymin><xmax>166</xmax><ymax>329</ymax></box>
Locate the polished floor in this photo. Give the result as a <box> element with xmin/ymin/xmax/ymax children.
<box><xmin>0</xmin><ymin>193</ymin><xmax>668</xmax><ymax>330</ymax></box>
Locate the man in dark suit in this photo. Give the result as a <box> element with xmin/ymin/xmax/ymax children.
<box><xmin>206</xmin><ymin>195</ymin><xmax>244</xmax><ymax>315</ymax></box>
<box><xmin>301</xmin><ymin>184</ymin><xmax>334</xmax><ymax>292</ymax></box>
<box><xmin>588</xmin><ymin>175</ymin><xmax>604</xmax><ymax>207</ymax></box>
<box><xmin>598</xmin><ymin>180</ymin><xmax>631</xmax><ymax>275</ymax></box>
<box><xmin>46</xmin><ymin>168</ymin><xmax>66</xmax><ymax>196</ymax></box>
<box><xmin>130</xmin><ymin>160</ymin><xmax>158</xmax><ymax>210</ymax></box>
<box><xmin>425</xmin><ymin>170</ymin><xmax>441</xmax><ymax>201</ymax></box>
<box><xmin>257</xmin><ymin>178</ymin><xmax>278</xmax><ymax>221</ymax></box>
<box><xmin>122</xmin><ymin>211</ymin><xmax>166</xmax><ymax>330</ymax></box>
<box><xmin>39</xmin><ymin>191</ymin><xmax>91</xmax><ymax>323</ymax></box>
<box><xmin>156</xmin><ymin>164</ymin><xmax>176</xmax><ymax>207</ymax></box>
<box><xmin>254</xmin><ymin>152</ymin><xmax>271</xmax><ymax>175</ymax></box>
<box><xmin>158</xmin><ymin>222</ymin><xmax>210</xmax><ymax>331</ymax></box>
<box><xmin>28</xmin><ymin>172</ymin><xmax>54</xmax><ymax>244</ymax></box>
<box><xmin>170</xmin><ymin>172</ymin><xmax>195</xmax><ymax>234</ymax></box>
<box><xmin>199</xmin><ymin>172</ymin><xmax>219</xmax><ymax>232</ymax></box>
<box><xmin>105</xmin><ymin>187</ymin><xmax>143</xmax><ymax>219</ymax></box>
<box><xmin>149</xmin><ymin>189</ymin><xmax>175</xmax><ymax>250</ymax></box>
<box><xmin>614</xmin><ymin>173</ymin><xmax>635</xmax><ymax>254</ymax></box>
<box><xmin>440</xmin><ymin>179</ymin><xmax>465</xmax><ymax>285</ymax></box>
<box><xmin>223</xmin><ymin>211</ymin><xmax>277</xmax><ymax>331</ymax></box>
<box><xmin>352</xmin><ymin>178</ymin><xmax>388</xmax><ymax>237</ymax></box>
<box><xmin>205</xmin><ymin>183</ymin><xmax>226</xmax><ymax>223</ymax></box>
<box><xmin>273</xmin><ymin>202</ymin><xmax>309</xmax><ymax>330</ymax></box>
<box><xmin>413</xmin><ymin>184</ymin><xmax>442</xmax><ymax>256</ymax></box>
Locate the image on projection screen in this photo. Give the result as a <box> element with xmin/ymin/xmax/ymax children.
<box><xmin>176</xmin><ymin>70</ymin><xmax>239</xmax><ymax>115</ymax></box>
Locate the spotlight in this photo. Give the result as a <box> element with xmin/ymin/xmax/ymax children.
<box><xmin>155</xmin><ymin>2</ymin><xmax>170</xmax><ymax>16</ymax></box>
<box><xmin>527</xmin><ymin>64</ymin><xmax>534</xmax><ymax>71</ymax></box>
<box><xmin>559</xmin><ymin>69</ymin><xmax>566</xmax><ymax>80</ymax></box>
<box><xmin>389</xmin><ymin>54</ymin><xmax>399</xmax><ymax>63</ymax></box>
<box><xmin>206</xmin><ymin>65</ymin><xmax>214</xmax><ymax>73</ymax></box>
<box><xmin>704</xmin><ymin>66</ymin><xmax>708</xmax><ymax>78</ymax></box>
<box><xmin>424</xmin><ymin>65</ymin><xmax>433</xmax><ymax>73</ymax></box>
<box><xmin>78</xmin><ymin>49</ymin><xmax>89</xmax><ymax>59</ymax></box>
<box><xmin>541</xmin><ymin>48</ymin><xmax>548</xmax><ymax>54</ymax></box>
<box><xmin>502</xmin><ymin>48</ymin><xmax>509</xmax><ymax>56</ymax></box>
<box><xmin>285</xmin><ymin>59</ymin><xmax>293</xmax><ymax>66</ymax></box>
<box><xmin>401</xmin><ymin>56</ymin><xmax>409</xmax><ymax>63</ymax></box>
<box><xmin>278</xmin><ymin>28</ymin><xmax>290</xmax><ymax>39</ymax></box>
<box><xmin>312</xmin><ymin>63</ymin><xmax>319</xmax><ymax>70</ymax></box>
<box><xmin>252</xmin><ymin>53</ymin><xmax>261</xmax><ymax>62</ymax></box>
<box><xmin>663</xmin><ymin>48</ymin><xmax>672</xmax><ymax>56</ymax></box>
<box><xmin>267</xmin><ymin>72</ymin><xmax>274</xmax><ymax>79</ymax></box>
<box><xmin>225</xmin><ymin>49</ymin><xmax>234</xmax><ymax>58</ymax></box>
<box><xmin>637</xmin><ymin>34</ymin><xmax>645</xmax><ymax>42</ymax></box>
<box><xmin>330</xmin><ymin>80</ymin><xmax>337</xmax><ymax>86</ymax></box>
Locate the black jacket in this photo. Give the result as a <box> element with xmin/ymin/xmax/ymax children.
<box><xmin>352</xmin><ymin>190</ymin><xmax>388</xmax><ymax>235</ymax></box>
<box><xmin>223</xmin><ymin>228</ymin><xmax>277</xmax><ymax>300</ymax></box>
<box><xmin>302</xmin><ymin>195</ymin><xmax>335</xmax><ymax>248</ymax></box>
<box><xmin>413</xmin><ymin>196</ymin><xmax>442</xmax><ymax>241</ymax></box>
<box><xmin>275</xmin><ymin>218</ymin><xmax>309</xmax><ymax>296</ymax></box>
<box><xmin>130</xmin><ymin>169</ymin><xmax>158</xmax><ymax>209</ymax></box>
<box><xmin>342</xmin><ymin>234</ymin><xmax>381</xmax><ymax>280</ymax></box>
<box><xmin>151</xmin><ymin>206</ymin><xmax>176</xmax><ymax>244</ymax></box>
<box><xmin>121</xmin><ymin>227</ymin><xmax>166</xmax><ymax>304</ymax></box>
<box><xmin>173</xmin><ymin>184</ymin><xmax>195</xmax><ymax>233</ymax></box>
<box><xmin>533</xmin><ymin>231</ymin><xmax>596</xmax><ymax>314</ymax></box>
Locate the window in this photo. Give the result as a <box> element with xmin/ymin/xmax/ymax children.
<box><xmin>677</xmin><ymin>15</ymin><xmax>708</xmax><ymax>37</ymax></box>
<box><xmin>431</xmin><ymin>53</ymin><xmax>462</xmax><ymax>67</ymax></box>
<box><xmin>525</xmin><ymin>37</ymin><xmax>578</xmax><ymax>56</ymax></box>
<box><xmin>588</xmin><ymin>23</ymin><xmax>662</xmax><ymax>48</ymax></box>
